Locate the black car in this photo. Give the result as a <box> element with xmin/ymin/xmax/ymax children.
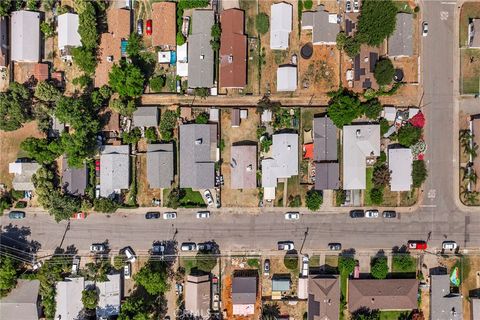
<box><xmin>382</xmin><ymin>210</ymin><xmax>397</xmax><ymax>218</ymax></box>
<box><xmin>145</xmin><ymin>212</ymin><xmax>161</xmax><ymax>219</ymax></box>
<box><xmin>328</xmin><ymin>243</ymin><xmax>342</xmax><ymax>251</ymax></box>
<box><xmin>350</xmin><ymin>210</ymin><xmax>365</xmax><ymax>218</ymax></box>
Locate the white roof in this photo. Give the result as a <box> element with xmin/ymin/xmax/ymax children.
<box><xmin>100</xmin><ymin>145</ymin><xmax>130</xmax><ymax>197</ymax></box>
<box><xmin>261</xmin><ymin>110</ymin><xmax>273</xmax><ymax>122</ymax></box>
<box><xmin>11</xmin><ymin>11</ymin><xmax>40</xmax><ymax>62</ymax></box>
<box><xmin>343</xmin><ymin>124</ymin><xmax>380</xmax><ymax>190</ymax></box>
<box><xmin>298</xmin><ymin>277</ymin><xmax>308</xmax><ymax>300</ymax></box>
<box><xmin>383</xmin><ymin>107</ymin><xmax>397</xmax><ymax>122</ymax></box>
<box><xmin>55</xmin><ymin>277</ymin><xmax>84</xmax><ymax>320</ymax></box>
<box><xmin>96</xmin><ymin>274</ymin><xmax>121</xmax><ymax>318</ymax></box>
<box><xmin>176</xmin><ymin>43</ymin><xmax>188</xmax><ymax>77</ymax></box>
<box><xmin>270</xmin><ymin>2</ymin><xmax>292</xmax><ymax>50</ymax></box>
<box><xmin>233</xmin><ymin>304</ymin><xmax>255</xmax><ymax>316</ymax></box>
<box><xmin>262</xmin><ymin>133</ymin><xmax>298</xmax><ymax>190</ymax></box>
<box><xmin>389</xmin><ymin>148</ymin><xmax>413</xmax><ymax>191</ymax></box>
<box><xmin>277</xmin><ymin>66</ymin><xmax>297</xmax><ymax>91</ymax></box>
<box><xmin>57</xmin><ymin>13</ymin><xmax>81</xmax><ymax>51</ymax></box>
<box><xmin>158</xmin><ymin>51</ymin><xmax>171</xmax><ymax>63</ymax></box>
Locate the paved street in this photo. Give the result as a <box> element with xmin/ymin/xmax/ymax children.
<box><xmin>2</xmin><ymin>1</ymin><xmax>477</xmax><ymax>259</ymax></box>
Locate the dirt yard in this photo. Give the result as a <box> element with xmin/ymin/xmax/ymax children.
<box><xmin>220</xmin><ymin>108</ymin><xmax>260</xmax><ymax>207</ymax></box>
<box><xmin>136</xmin><ymin>152</ymin><xmax>162</xmax><ymax>207</ymax></box>
<box><xmin>298</xmin><ymin>45</ymin><xmax>340</xmax><ymax>95</ymax></box>
<box><xmin>0</xmin><ymin>121</ymin><xmax>44</xmax><ymax>188</ymax></box>
<box><xmin>461</xmin><ymin>48</ymin><xmax>480</xmax><ymax>95</ymax></box>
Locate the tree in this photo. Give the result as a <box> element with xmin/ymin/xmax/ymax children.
<box><xmin>72</xmin><ymin>74</ymin><xmax>93</xmax><ymax>89</ymax></box>
<box><xmin>40</xmin><ymin>21</ymin><xmax>55</xmax><ymax>38</ymax></box>
<box><xmin>144</xmin><ymin>127</ymin><xmax>158</xmax><ymax>142</ymax></box>
<box><xmin>118</xmin><ymin>295</ymin><xmax>150</xmax><ymax>320</ymax></box>
<box><xmin>412</xmin><ymin>160</ymin><xmax>427</xmax><ymax>188</ymax></box>
<box><xmin>134</xmin><ymin>261</ymin><xmax>170</xmax><ymax>295</ymax></box>
<box><xmin>122</xmin><ymin>127</ymin><xmax>142</xmax><ymax>144</ymax></box>
<box><xmin>327</xmin><ymin>89</ymin><xmax>363</xmax><ymax>128</ymax></box>
<box><xmin>336</xmin><ymin>32</ymin><xmax>347</xmax><ymax>51</ymax></box>
<box><xmin>48</xmin><ymin>190</ymin><xmax>82</xmax><ymax>222</ymax></box>
<box><xmin>194</xmin><ymin>87</ymin><xmax>210</xmax><ymax>99</ymax></box>
<box><xmin>126</xmin><ymin>32</ymin><xmax>144</xmax><ymax>58</ymax></box>
<box><xmin>255</xmin><ymin>12</ymin><xmax>270</xmax><ymax>35</ymax></box>
<box><xmin>343</xmin><ymin>36</ymin><xmax>361</xmax><ymax>57</ymax></box>
<box><xmin>397</xmin><ymin>123</ymin><xmax>422</xmax><ymax>147</ymax></box>
<box><xmin>196</xmin><ymin>251</ymin><xmax>217</xmax><ymax>272</ymax></box>
<box><xmin>372</xmin><ymin>165</ymin><xmax>390</xmax><ymax>188</ymax></box>
<box><xmin>260</xmin><ymin>135</ymin><xmax>272</xmax><ymax>152</ymax></box>
<box><xmin>338</xmin><ymin>256</ymin><xmax>356</xmax><ymax>275</ymax></box>
<box><xmin>149</xmin><ymin>75</ymin><xmax>166</xmax><ymax>92</ymax></box>
<box><xmin>257</xmin><ymin>94</ymin><xmax>281</xmax><ymax>114</ymax></box>
<box><xmin>94</xmin><ymin>198</ymin><xmax>118</xmax><ymax>213</ymax></box>
<box><xmin>0</xmin><ymin>196</ymin><xmax>12</xmax><ymax>215</ymax></box>
<box><xmin>82</xmin><ymin>289</ymin><xmax>99</xmax><ymax>310</ymax></box>
<box><xmin>306</xmin><ymin>189</ymin><xmax>323</xmax><ymax>211</ymax></box>
<box><xmin>35</xmin><ymin>81</ymin><xmax>61</xmax><ymax>102</ymax></box>
<box><xmin>0</xmin><ymin>82</ymin><xmax>32</xmax><ymax>131</ymax></box>
<box><xmin>284</xmin><ymin>254</ymin><xmax>298</xmax><ymax>270</ymax></box>
<box><xmin>380</xmin><ymin>118</ymin><xmax>390</xmax><ymax>136</ymax></box>
<box><xmin>0</xmin><ymin>257</ymin><xmax>18</xmax><ymax>297</ymax></box>
<box><xmin>78</xmin><ymin>2</ymin><xmax>98</xmax><ymax>49</ymax></box>
<box><xmin>166</xmin><ymin>188</ymin><xmax>185</xmax><ymax>209</ymax></box>
<box><xmin>370</xmin><ymin>187</ymin><xmax>384</xmax><ymax>205</ymax></box>
<box><xmin>27</xmin><ymin>0</ymin><xmax>39</xmax><ymax>10</ymax></box>
<box><xmin>392</xmin><ymin>254</ymin><xmax>415</xmax><ymax>272</ymax></box>
<box><xmin>304</xmin><ymin>0</ymin><xmax>313</xmax><ymax>10</ymax></box>
<box><xmin>176</xmin><ymin>31</ymin><xmax>186</xmax><ymax>46</ymax></box>
<box><xmin>159</xmin><ymin>110</ymin><xmax>178</xmax><ymax>141</ymax></box>
<box><xmin>109</xmin><ymin>98</ymin><xmax>137</xmax><ymax>117</ymax></box>
<box><xmin>195</xmin><ymin>113</ymin><xmax>209</xmax><ymax>124</ymax></box>
<box><xmin>371</xmin><ymin>256</ymin><xmax>388</xmax><ymax>279</ymax></box>
<box><xmin>72</xmin><ymin>46</ymin><xmax>97</xmax><ymax>75</ymax></box>
<box><xmin>363</xmin><ymin>99</ymin><xmax>383</xmax><ymax>119</ymax></box>
<box><xmin>356</xmin><ymin>0</ymin><xmax>397</xmax><ymax>46</ymax></box>
<box><xmin>113</xmin><ymin>255</ymin><xmax>126</xmax><ymax>270</ymax></box>
<box><xmin>210</xmin><ymin>23</ymin><xmax>221</xmax><ymax>51</ymax></box>
<box><xmin>374</xmin><ymin>59</ymin><xmax>395</xmax><ymax>86</ymax></box>
<box><xmin>109</xmin><ymin>61</ymin><xmax>145</xmax><ymax>98</ymax></box>
<box><xmin>262</xmin><ymin>303</ymin><xmax>281</xmax><ymax>320</ymax></box>
<box><xmin>0</xmin><ymin>1</ymin><xmax>11</xmax><ymax>16</ymax></box>
<box><xmin>20</xmin><ymin>137</ymin><xmax>62</xmax><ymax>164</ymax></box>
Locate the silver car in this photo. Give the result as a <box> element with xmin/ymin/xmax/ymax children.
<box><xmin>365</xmin><ymin>210</ymin><xmax>379</xmax><ymax>218</ymax></box>
<box><xmin>285</xmin><ymin>212</ymin><xmax>300</xmax><ymax>220</ymax></box>
<box><xmin>346</xmin><ymin>0</ymin><xmax>352</xmax><ymax>13</ymax></box>
<box><xmin>163</xmin><ymin>212</ymin><xmax>177</xmax><ymax>220</ymax></box>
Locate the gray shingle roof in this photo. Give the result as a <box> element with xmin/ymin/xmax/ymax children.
<box><xmin>308</xmin><ymin>275</ymin><xmax>340</xmax><ymax>320</ymax></box>
<box><xmin>147</xmin><ymin>143</ymin><xmax>174</xmax><ymax>188</ymax></box>
<box><xmin>388</xmin><ymin>13</ymin><xmax>413</xmax><ymax>57</ymax></box>
<box><xmin>9</xmin><ymin>162</ymin><xmax>41</xmax><ymax>191</ymax></box>
<box><xmin>188</xmin><ymin>10</ymin><xmax>214</xmax><ymax>88</ymax></box>
<box><xmin>62</xmin><ymin>158</ymin><xmax>87</xmax><ymax>196</ymax></box>
<box><xmin>179</xmin><ymin>124</ymin><xmax>217</xmax><ymax>189</ymax></box>
<box><xmin>55</xmin><ymin>277</ymin><xmax>84</xmax><ymax>320</ymax></box>
<box><xmin>100</xmin><ymin>145</ymin><xmax>130</xmax><ymax>197</ymax></box>
<box><xmin>132</xmin><ymin>107</ymin><xmax>159</xmax><ymax>127</ymax></box>
<box><xmin>314</xmin><ymin>162</ymin><xmax>339</xmax><ymax>190</ymax></box>
<box><xmin>232</xmin><ymin>276</ymin><xmax>257</xmax><ymax>304</ymax></box>
<box><xmin>313</xmin><ymin>116</ymin><xmax>337</xmax><ymax>161</ymax></box>
<box><xmin>430</xmin><ymin>275</ymin><xmax>463</xmax><ymax>320</ymax></box>
<box><xmin>0</xmin><ymin>280</ymin><xmax>40</xmax><ymax>320</ymax></box>
<box><xmin>11</xmin><ymin>11</ymin><xmax>40</xmax><ymax>62</ymax></box>
<box><xmin>301</xmin><ymin>6</ymin><xmax>340</xmax><ymax>44</ymax></box>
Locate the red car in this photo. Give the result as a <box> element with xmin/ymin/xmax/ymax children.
<box><xmin>95</xmin><ymin>159</ymin><xmax>100</xmax><ymax>171</ymax></box>
<box><xmin>71</xmin><ymin>212</ymin><xmax>87</xmax><ymax>220</ymax></box>
<box><xmin>146</xmin><ymin>19</ymin><xmax>152</xmax><ymax>35</ymax></box>
<box><xmin>408</xmin><ymin>240</ymin><xmax>427</xmax><ymax>250</ymax></box>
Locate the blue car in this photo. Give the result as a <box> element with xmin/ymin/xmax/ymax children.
<box><xmin>8</xmin><ymin>211</ymin><xmax>26</xmax><ymax>219</ymax></box>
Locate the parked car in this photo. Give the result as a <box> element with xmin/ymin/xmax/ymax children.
<box><xmin>204</xmin><ymin>190</ymin><xmax>214</xmax><ymax>206</ymax></box>
<box><xmin>71</xmin><ymin>212</ymin><xmax>86</xmax><ymax>220</ymax></box>
<box><xmin>72</xmin><ymin>256</ymin><xmax>80</xmax><ymax>275</ymax></box>
<box><xmin>264</xmin><ymin>259</ymin><xmax>270</xmax><ymax>276</ymax></box>
<box><xmin>442</xmin><ymin>241</ymin><xmax>458</xmax><ymax>251</ymax></box>
<box><xmin>285</xmin><ymin>212</ymin><xmax>300</xmax><ymax>220</ymax></box>
<box><xmin>346</xmin><ymin>0</ymin><xmax>352</xmax><ymax>13</ymax></box>
<box><xmin>90</xmin><ymin>243</ymin><xmax>106</xmax><ymax>253</ymax></box>
<box><xmin>198</xmin><ymin>242</ymin><xmax>213</xmax><ymax>252</ymax></box>
<box><xmin>8</xmin><ymin>211</ymin><xmax>25</xmax><ymax>219</ymax></box>
<box><xmin>196</xmin><ymin>211</ymin><xmax>210</xmax><ymax>219</ymax></box>
<box><xmin>145</xmin><ymin>211</ymin><xmax>161</xmax><ymax>219</ymax></box>
<box><xmin>408</xmin><ymin>240</ymin><xmax>427</xmax><ymax>250</ymax></box>
<box><xmin>146</xmin><ymin>19</ymin><xmax>152</xmax><ymax>35</ymax></box>
<box><xmin>353</xmin><ymin>0</ymin><xmax>360</xmax><ymax>12</ymax></box>
<box><xmin>137</xmin><ymin>19</ymin><xmax>143</xmax><ymax>35</ymax></box>
<box><xmin>422</xmin><ymin>22</ymin><xmax>428</xmax><ymax>36</ymax></box>
<box><xmin>349</xmin><ymin>210</ymin><xmax>365</xmax><ymax>218</ymax></box>
<box><xmin>124</xmin><ymin>262</ymin><xmax>131</xmax><ymax>279</ymax></box>
<box><xmin>175</xmin><ymin>282</ymin><xmax>183</xmax><ymax>295</ymax></box>
<box><xmin>124</xmin><ymin>247</ymin><xmax>136</xmax><ymax>263</ymax></box>
<box><xmin>301</xmin><ymin>255</ymin><xmax>309</xmax><ymax>277</ymax></box>
<box><xmin>277</xmin><ymin>241</ymin><xmax>295</xmax><ymax>251</ymax></box>
<box><xmin>382</xmin><ymin>210</ymin><xmax>397</xmax><ymax>218</ymax></box>
<box><xmin>95</xmin><ymin>159</ymin><xmax>100</xmax><ymax>171</ymax></box>
<box><xmin>365</xmin><ymin>210</ymin><xmax>379</xmax><ymax>218</ymax></box>
<box><xmin>163</xmin><ymin>212</ymin><xmax>177</xmax><ymax>220</ymax></box>
<box><xmin>181</xmin><ymin>242</ymin><xmax>197</xmax><ymax>251</ymax></box>
<box><xmin>151</xmin><ymin>243</ymin><xmax>165</xmax><ymax>255</ymax></box>
<box><xmin>328</xmin><ymin>243</ymin><xmax>342</xmax><ymax>251</ymax></box>
<box><xmin>181</xmin><ymin>16</ymin><xmax>190</xmax><ymax>37</ymax></box>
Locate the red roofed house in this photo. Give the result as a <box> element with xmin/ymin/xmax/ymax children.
<box><xmin>151</xmin><ymin>2</ymin><xmax>176</xmax><ymax>48</ymax></box>
<box><xmin>219</xmin><ymin>9</ymin><xmax>247</xmax><ymax>89</ymax></box>
<box><xmin>95</xmin><ymin>8</ymin><xmax>131</xmax><ymax>87</ymax></box>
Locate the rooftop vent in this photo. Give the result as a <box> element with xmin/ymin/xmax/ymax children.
<box><xmin>228</xmin><ymin>55</ymin><xmax>233</xmax><ymax>63</ymax></box>
<box><xmin>195</xmin><ymin>138</ymin><xmax>203</xmax><ymax>145</ymax></box>
<box><xmin>356</xmin><ymin>129</ymin><xmax>362</xmax><ymax>137</ymax></box>
<box><xmin>200</xmin><ymin>55</ymin><xmax>205</xmax><ymax>60</ymax></box>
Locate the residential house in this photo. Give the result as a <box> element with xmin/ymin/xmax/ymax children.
<box><xmin>57</xmin><ymin>13</ymin><xmax>82</xmax><ymax>61</ymax></box>
<box><xmin>151</xmin><ymin>2</ymin><xmax>176</xmax><ymax>48</ymax></box>
<box><xmin>272</xmin><ymin>276</ymin><xmax>291</xmax><ymax>300</ymax></box>
<box><xmin>0</xmin><ymin>17</ymin><xmax>7</xmax><ymax>67</ymax></box>
<box><xmin>95</xmin><ymin>8</ymin><xmax>131</xmax><ymax>87</ymax></box>
<box><xmin>232</xmin><ymin>276</ymin><xmax>257</xmax><ymax>316</ymax></box>
<box><xmin>277</xmin><ymin>65</ymin><xmax>297</xmax><ymax>91</ymax></box>
<box><xmin>262</xmin><ymin>133</ymin><xmax>298</xmax><ymax>200</ymax></box>
<box><xmin>270</xmin><ymin>2</ymin><xmax>292</xmax><ymax>50</ymax></box>
<box><xmin>62</xmin><ymin>158</ymin><xmax>87</xmax><ymax>196</ymax></box>
<box><xmin>471</xmin><ymin>297</ymin><xmax>480</xmax><ymax>320</ymax></box>
<box><xmin>185</xmin><ymin>274</ymin><xmax>211</xmax><ymax>318</ymax></box>
<box><xmin>313</xmin><ymin>116</ymin><xmax>339</xmax><ymax>190</ymax></box>
<box><xmin>388</xmin><ymin>13</ymin><xmax>413</xmax><ymax>57</ymax></box>
<box><xmin>132</xmin><ymin>107</ymin><xmax>159</xmax><ymax>128</ymax></box>
<box><xmin>469</xmin><ymin>19</ymin><xmax>480</xmax><ymax>48</ymax></box>
<box><xmin>308</xmin><ymin>275</ymin><xmax>340</xmax><ymax>320</ymax></box>
<box><xmin>353</xmin><ymin>46</ymin><xmax>379</xmax><ymax>90</ymax></box>
<box><xmin>388</xmin><ymin>147</ymin><xmax>413</xmax><ymax>191</ymax></box>
<box><xmin>188</xmin><ymin>10</ymin><xmax>215</xmax><ymax>88</ymax></box>
<box><xmin>9</xmin><ymin>161</ymin><xmax>41</xmax><ymax>191</ymax></box>
<box><xmin>301</xmin><ymin>5</ymin><xmax>340</xmax><ymax>45</ymax></box>
<box><xmin>219</xmin><ymin>8</ymin><xmax>247</xmax><ymax>89</ymax></box>
<box><xmin>179</xmin><ymin>124</ymin><xmax>217</xmax><ymax>189</ymax></box>
<box><xmin>177</xmin><ymin>43</ymin><xmax>188</xmax><ymax>77</ymax></box>
<box><xmin>430</xmin><ymin>274</ymin><xmax>463</xmax><ymax>320</ymax></box>
<box><xmin>99</xmin><ymin>145</ymin><xmax>130</xmax><ymax>197</ymax></box>
<box><xmin>315</xmin><ymin>163</ymin><xmax>340</xmax><ymax>190</ymax></box>
<box><xmin>230</xmin><ymin>144</ymin><xmax>257</xmax><ymax>189</ymax></box>
<box><xmin>342</xmin><ymin>124</ymin><xmax>380</xmax><ymax>190</ymax></box>
<box><xmin>11</xmin><ymin>11</ymin><xmax>40</xmax><ymax>62</ymax></box>
<box><xmin>0</xmin><ymin>280</ymin><xmax>41</xmax><ymax>320</ymax></box>
<box><xmin>147</xmin><ymin>143</ymin><xmax>174</xmax><ymax>189</ymax></box>
<box><xmin>348</xmin><ymin>279</ymin><xmax>419</xmax><ymax>312</ymax></box>
<box><xmin>96</xmin><ymin>274</ymin><xmax>121</xmax><ymax>319</ymax></box>
<box><xmin>55</xmin><ymin>277</ymin><xmax>85</xmax><ymax>320</ymax></box>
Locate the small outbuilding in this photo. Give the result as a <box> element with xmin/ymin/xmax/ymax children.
<box><xmin>277</xmin><ymin>65</ymin><xmax>297</xmax><ymax>92</ymax></box>
<box><xmin>270</xmin><ymin>2</ymin><xmax>292</xmax><ymax>50</ymax></box>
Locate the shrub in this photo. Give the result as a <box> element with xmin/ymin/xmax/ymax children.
<box><xmin>306</xmin><ymin>190</ymin><xmax>323</xmax><ymax>211</ymax></box>
<box><xmin>371</xmin><ymin>256</ymin><xmax>388</xmax><ymax>279</ymax></box>
<box><xmin>288</xmin><ymin>195</ymin><xmax>302</xmax><ymax>207</ymax></box>
<box><xmin>121</xmin><ymin>127</ymin><xmax>142</xmax><ymax>145</ymax></box>
<box><xmin>412</xmin><ymin>160</ymin><xmax>427</xmax><ymax>188</ymax></box>
<box><xmin>335</xmin><ymin>189</ymin><xmax>346</xmax><ymax>206</ymax></box>
<box><xmin>372</xmin><ymin>165</ymin><xmax>390</xmax><ymax>188</ymax></box>
<box><xmin>284</xmin><ymin>254</ymin><xmax>298</xmax><ymax>270</ymax></box>
<box><xmin>392</xmin><ymin>254</ymin><xmax>415</xmax><ymax>272</ymax></box>
<box><xmin>247</xmin><ymin>258</ymin><xmax>260</xmax><ymax>268</ymax></box>
<box><xmin>144</xmin><ymin>127</ymin><xmax>158</xmax><ymax>142</ymax></box>
<box><xmin>379</xmin><ymin>118</ymin><xmax>390</xmax><ymax>136</ymax></box>
<box><xmin>149</xmin><ymin>75</ymin><xmax>166</xmax><ymax>92</ymax></box>
<box><xmin>363</xmin><ymin>99</ymin><xmax>383</xmax><ymax>119</ymax></box>
<box><xmin>93</xmin><ymin>198</ymin><xmax>118</xmax><ymax>213</ymax></box>
<box><xmin>255</xmin><ymin>13</ymin><xmax>270</xmax><ymax>35</ymax></box>
<box><xmin>195</xmin><ymin>113</ymin><xmax>209</xmax><ymax>124</ymax></box>
<box><xmin>304</xmin><ymin>0</ymin><xmax>313</xmax><ymax>10</ymax></box>
<box><xmin>176</xmin><ymin>31</ymin><xmax>186</xmax><ymax>45</ymax></box>
<box><xmin>398</xmin><ymin>123</ymin><xmax>422</xmax><ymax>147</ymax></box>
<box><xmin>370</xmin><ymin>187</ymin><xmax>384</xmax><ymax>205</ymax></box>
<box><xmin>374</xmin><ymin>59</ymin><xmax>395</xmax><ymax>86</ymax></box>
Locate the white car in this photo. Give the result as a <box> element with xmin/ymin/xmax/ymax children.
<box><xmin>124</xmin><ymin>263</ymin><xmax>131</xmax><ymax>279</ymax></box>
<box><xmin>181</xmin><ymin>242</ymin><xmax>197</xmax><ymax>251</ymax></box>
<box><xmin>365</xmin><ymin>210</ymin><xmax>379</xmax><ymax>218</ymax></box>
<box><xmin>90</xmin><ymin>243</ymin><xmax>106</xmax><ymax>253</ymax></box>
<box><xmin>124</xmin><ymin>247</ymin><xmax>136</xmax><ymax>263</ymax></box>
<box><xmin>422</xmin><ymin>22</ymin><xmax>428</xmax><ymax>37</ymax></box>
<box><xmin>72</xmin><ymin>257</ymin><xmax>80</xmax><ymax>275</ymax></box>
<box><xmin>301</xmin><ymin>255</ymin><xmax>309</xmax><ymax>277</ymax></box>
<box><xmin>196</xmin><ymin>211</ymin><xmax>210</xmax><ymax>219</ymax></box>
<box><xmin>353</xmin><ymin>0</ymin><xmax>360</xmax><ymax>12</ymax></box>
<box><xmin>285</xmin><ymin>212</ymin><xmax>300</xmax><ymax>220</ymax></box>
<box><xmin>442</xmin><ymin>241</ymin><xmax>457</xmax><ymax>251</ymax></box>
<box><xmin>204</xmin><ymin>190</ymin><xmax>214</xmax><ymax>206</ymax></box>
<box><xmin>346</xmin><ymin>0</ymin><xmax>352</xmax><ymax>13</ymax></box>
<box><xmin>163</xmin><ymin>212</ymin><xmax>177</xmax><ymax>220</ymax></box>
<box><xmin>278</xmin><ymin>241</ymin><xmax>295</xmax><ymax>251</ymax></box>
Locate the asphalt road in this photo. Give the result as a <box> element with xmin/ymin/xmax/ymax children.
<box><xmin>1</xmin><ymin>1</ymin><xmax>476</xmax><ymax>258</ymax></box>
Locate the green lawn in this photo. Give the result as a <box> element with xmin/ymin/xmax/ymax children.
<box><xmin>309</xmin><ymin>255</ymin><xmax>321</xmax><ymax>267</ymax></box>
<box><xmin>460</xmin><ymin>2</ymin><xmax>480</xmax><ymax>47</ymax></box>
<box><xmin>461</xmin><ymin>49</ymin><xmax>480</xmax><ymax>94</ymax></box>
<box><xmin>379</xmin><ymin>311</ymin><xmax>411</xmax><ymax>320</ymax></box>
<box><xmin>180</xmin><ymin>256</ymin><xmax>197</xmax><ymax>275</ymax></box>
<box><xmin>394</xmin><ymin>1</ymin><xmax>414</xmax><ymax>13</ymax></box>
<box><xmin>179</xmin><ymin>188</ymin><xmax>206</xmax><ymax>207</ymax></box>
<box><xmin>364</xmin><ymin>167</ymin><xmax>374</xmax><ymax>206</ymax></box>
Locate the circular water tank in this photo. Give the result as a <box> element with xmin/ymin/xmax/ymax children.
<box><xmin>394</xmin><ymin>69</ymin><xmax>404</xmax><ymax>82</ymax></box>
<box><xmin>301</xmin><ymin>43</ymin><xmax>313</xmax><ymax>59</ymax></box>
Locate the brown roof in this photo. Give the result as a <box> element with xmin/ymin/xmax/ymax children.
<box><xmin>101</xmin><ymin>109</ymin><xmax>120</xmax><ymax>132</ymax></box>
<box><xmin>95</xmin><ymin>8</ymin><xmax>131</xmax><ymax>87</ymax></box>
<box><xmin>308</xmin><ymin>275</ymin><xmax>340</xmax><ymax>320</ymax></box>
<box><xmin>34</xmin><ymin>63</ymin><xmax>49</xmax><ymax>82</ymax></box>
<box><xmin>185</xmin><ymin>274</ymin><xmax>210</xmax><ymax>316</ymax></box>
<box><xmin>151</xmin><ymin>2</ymin><xmax>176</xmax><ymax>47</ymax></box>
<box><xmin>348</xmin><ymin>279</ymin><xmax>419</xmax><ymax>312</ymax></box>
<box><xmin>219</xmin><ymin>9</ymin><xmax>247</xmax><ymax>88</ymax></box>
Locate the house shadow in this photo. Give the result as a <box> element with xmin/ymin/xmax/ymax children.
<box><xmin>429</xmin><ymin>266</ymin><xmax>448</xmax><ymax>276</ymax></box>
<box><xmin>232</xmin><ymin>140</ymin><xmax>258</xmax><ymax>147</ymax></box>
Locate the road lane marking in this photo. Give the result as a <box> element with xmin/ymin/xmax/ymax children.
<box><xmin>428</xmin><ymin>189</ymin><xmax>436</xmax><ymax>199</ymax></box>
<box><xmin>440</xmin><ymin>11</ymin><xmax>449</xmax><ymax>20</ymax></box>
<box><xmin>420</xmin><ymin>204</ymin><xmax>437</xmax><ymax>208</ymax></box>
<box><xmin>441</xmin><ymin>2</ymin><xmax>456</xmax><ymax>4</ymax></box>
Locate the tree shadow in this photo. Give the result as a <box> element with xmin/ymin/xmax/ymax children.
<box><xmin>1</xmin><ymin>224</ymin><xmax>41</xmax><ymax>263</ymax></box>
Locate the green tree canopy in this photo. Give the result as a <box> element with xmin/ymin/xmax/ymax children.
<box><xmin>412</xmin><ymin>160</ymin><xmax>427</xmax><ymax>188</ymax></box>
<box><xmin>82</xmin><ymin>289</ymin><xmax>99</xmax><ymax>309</ymax></box>
<box><xmin>338</xmin><ymin>256</ymin><xmax>356</xmax><ymax>275</ymax></box>
<box><xmin>159</xmin><ymin>110</ymin><xmax>178</xmax><ymax>141</ymax></box>
<box><xmin>149</xmin><ymin>75</ymin><xmax>166</xmax><ymax>92</ymax></box>
<box><xmin>370</xmin><ymin>187</ymin><xmax>384</xmax><ymax>205</ymax></box>
<box><xmin>20</xmin><ymin>137</ymin><xmax>62</xmax><ymax>164</ymax></box>
<box><xmin>134</xmin><ymin>261</ymin><xmax>170</xmax><ymax>295</ymax></box>
<box><xmin>392</xmin><ymin>253</ymin><xmax>415</xmax><ymax>272</ymax></box>
<box><xmin>397</xmin><ymin>123</ymin><xmax>422</xmax><ymax>147</ymax></box>
<box><xmin>94</xmin><ymin>198</ymin><xmax>118</xmax><ymax>213</ymax></box>
<box><xmin>78</xmin><ymin>2</ymin><xmax>98</xmax><ymax>49</ymax></box>
<box><xmin>122</xmin><ymin>127</ymin><xmax>142</xmax><ymax>145</ymax></box>
<box><xmin>0</xmin><ymin>1</ymin><xmax>12</xmax><ymax>16</ymax></box>
<box><xmin>118</xmin><ymin>295</ymin><xmax>150</xmax><ymax>320</ymax></box>
<box><xmin>356</xmin><ymin>0</ymin><xmax>397</xmax><ymax>46</ymax></box>
<box><xmin>35</xmin><ymin>81</ymin><xmax>61</xmax><ymax>102</ymax></box>
<box><xmin>0</xmin><ymin>82</ymin><xmax>32</xmax><ymax>131</ymax></box>
<box><xmin>126</xmin><ymin>32</ymin><xmax>145</xmax><ymax>59</ymax></box>
<box><xmin>195</xmin><ymin>113</ymin><xmax>209</xmax><ymax>124</ymax></box>
<box><xmin>327</xmin><ymin>89</ymin><xmax>363</xmax><ymax>128</ymax></box>
<box><xmin>370</xmin><ymin>256</ymin><xmax>388</xmax><ymax>279</ymax></box>
<box><xmin>255</xmin><ymin>13</ymin><xmax>270</xmax><ymax>35</ymax></box>
<box><xmin>363</xmin><ymin>98</ymin><xmax>383</xmax><ymax>119</ymax></box>
<box><xmin>284</xmin><ymin>254</ymin><xmax>298</xmax><ymax>270</ymax></box>
<box><xmin>306</xmin><ymin>190</ymin><xmax>323</xmax><ymax>211</ymax></box>
<box><xmin>40</xmin><ymin>21</ymin><xmax>55</xmax><ymax>38</ymax></box>
<box><xmin>72</xmin><ymin>46</ymin><xmax>97</xmax><ymax>75</ymax></box>
<box><xmin>109</xmin><ymin>61</ymin><xmax>145</xmax><ymax>98</ymax></box>
<box><xmin>0</xmin><ymin>257</ymin><xmax>18</xmax><ymax>297</ymax></box>
<box><xmin>374</xmin><ymin>59</ymin><xmax>395</xmax><ymax>86</ymax></box>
